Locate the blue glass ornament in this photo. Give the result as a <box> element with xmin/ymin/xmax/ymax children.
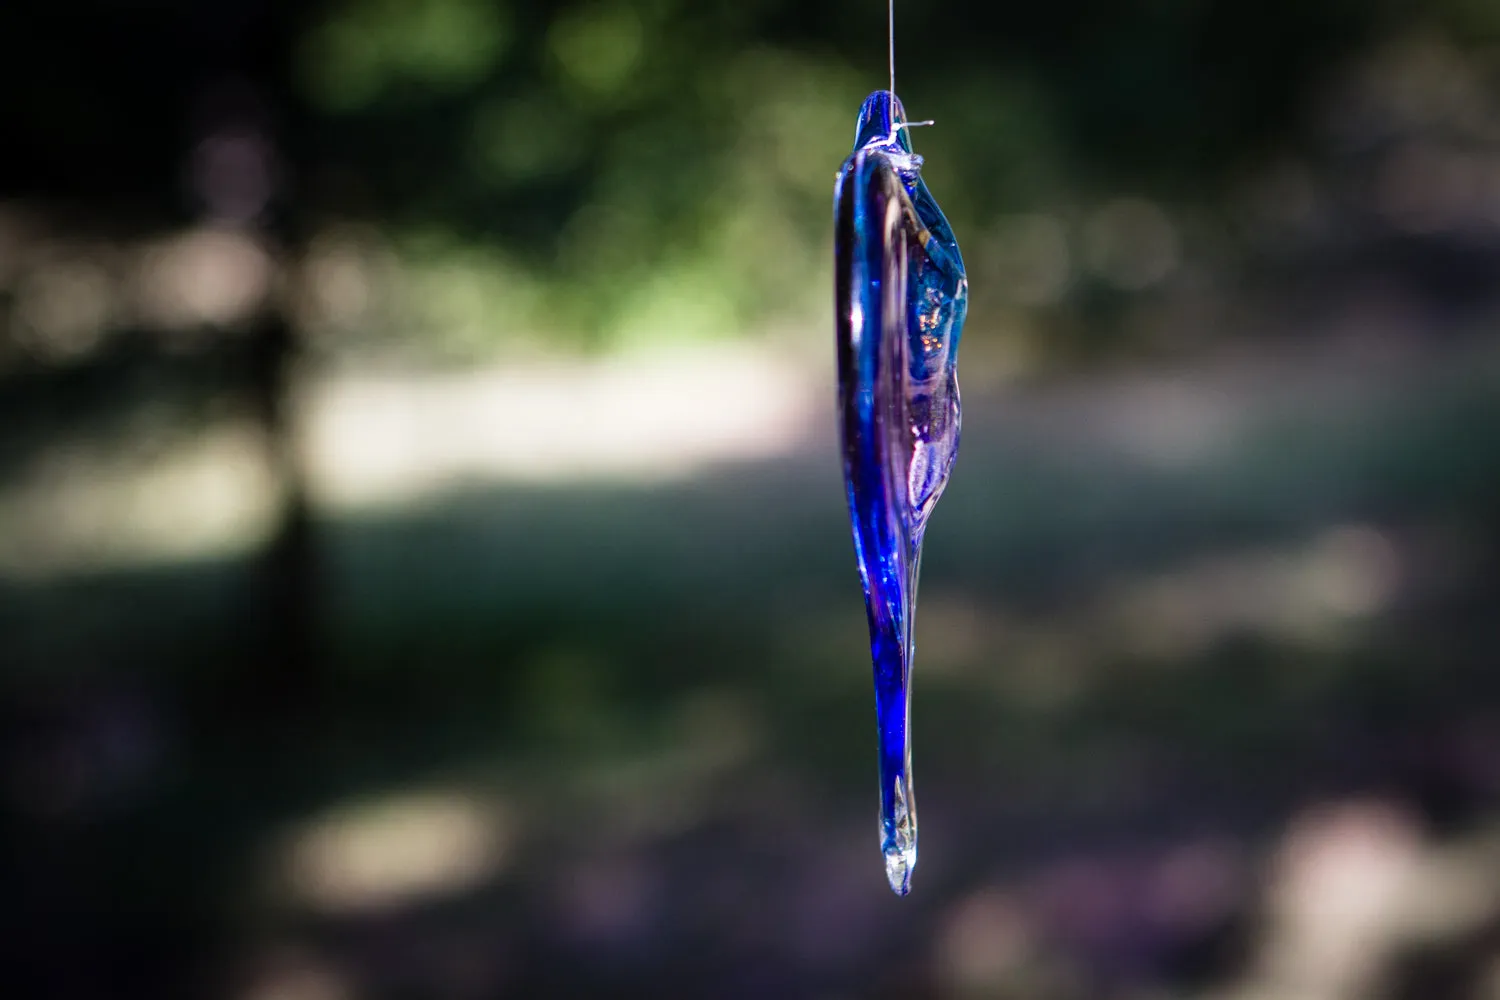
<box><xmin>834</xmin><ymin>90</ymin><xmax>967</xmax><ymax>896</ymax></box>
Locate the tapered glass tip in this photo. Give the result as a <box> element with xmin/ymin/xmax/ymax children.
<box><xmin>883</xmin><ymin>841</ymin><xmax>916</xmax><ymax>895</ymax></box>
<box><xmin>882</xmin><ymin>763</ymin><xmax>918</xmax><ymax>894</ymax></box>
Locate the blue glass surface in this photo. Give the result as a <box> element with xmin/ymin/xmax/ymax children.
<box><xmin>834</xmin><ymin>90</ymin><xmax>967</xmax><ymax>895</ymax></box>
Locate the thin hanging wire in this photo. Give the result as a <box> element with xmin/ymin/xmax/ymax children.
<box><xmin>888</xmin><ymin>0</ymin><xmax>896</xmax><ymax>99</ymax></box>
<box><xmin>887</xmin><ymin>0</ymin><xmax>933</xmax><ymax>135</ymax></box>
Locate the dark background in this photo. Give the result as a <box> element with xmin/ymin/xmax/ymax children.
<box><xmin>3</xmin><ymin>1</ymin><xmax>1500</xmax><ymax>998</ymax></box>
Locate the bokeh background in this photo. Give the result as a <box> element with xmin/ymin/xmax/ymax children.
<box><xmin>4</xmin><ymin>1</ymin><xmax>1500</xmax><ymax>998</ymax></box>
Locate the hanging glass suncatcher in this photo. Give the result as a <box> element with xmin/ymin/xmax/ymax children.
<box><xmin>833</xmin><ymin>0</ymin><xmax>968</xmax><ymax>896</ymax></box>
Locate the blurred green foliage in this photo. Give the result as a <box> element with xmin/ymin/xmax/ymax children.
<box><xmin>299</xmin><ymin>0</ymin><xmax>514</xmax><ymax>111</ymax></box>
<box><xmin>5</xmin><ymin>0</ymin><xmax>1500</xmax><ymax>357</ymax></box>
<box><xmin>282</xmin><ymin>0</ymin><xmax>1500</xmax><ymax>355</ymax></box>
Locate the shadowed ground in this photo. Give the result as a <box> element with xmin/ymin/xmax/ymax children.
<box><xmin>4</xmin><ymin>342</ymin><xmax>1498</xmax><ymax>999</ymax></box>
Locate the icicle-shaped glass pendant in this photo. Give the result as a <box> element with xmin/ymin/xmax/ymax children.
<box><xmin>834</xmin><ymin>90</ymin><xmax>967</xmax><ymax>895</ymax></box>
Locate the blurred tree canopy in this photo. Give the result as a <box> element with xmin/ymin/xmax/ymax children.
<box><xmin>4</xmin><ymin>0</ymin><xmax>1500</xmax><ymax>356</ymax></box>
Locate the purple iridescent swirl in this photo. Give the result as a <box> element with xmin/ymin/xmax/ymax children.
<box><xmin>834</xmin><ymin>90</ymin><xmax>967</xmax><ymax>895</ymax></box>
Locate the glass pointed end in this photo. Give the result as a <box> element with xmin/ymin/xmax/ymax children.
<box><xmin>882</xmin><ymin>768</ymin><xmax>917</xmax><ymax>895</ymax></box>
<box><xmin>883</xmin><ymin>840</ymin><xmax>916</xmax><ymax>896</ymax></box>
